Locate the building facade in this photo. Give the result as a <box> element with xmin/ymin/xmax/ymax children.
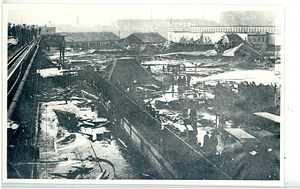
<box><xmin>40</xmin><ymin>26</ymin><xmax>56</xmax><ymax>35</ymax></box>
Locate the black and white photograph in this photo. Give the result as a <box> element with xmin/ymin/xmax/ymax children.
<box><xmin>3</xmin><ymin>3</ymin><xmax>283</xmax><ymax>185</ymax></box>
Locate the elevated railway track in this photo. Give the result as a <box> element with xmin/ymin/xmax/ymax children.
<box><xmin>6</xmin><ymin>36</ymin><xmax>43</xmax><ymax>178</ymax></box>
<box><xmin>7</xmin><ymin>37</ymin><xmax>41</xmax><ymax>117</ymax></box>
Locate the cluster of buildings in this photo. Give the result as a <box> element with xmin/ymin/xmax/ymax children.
<box><xmin>40</xmin><ymin>11</ymin><xmax>281</xmax><ymax>52</ymax></box>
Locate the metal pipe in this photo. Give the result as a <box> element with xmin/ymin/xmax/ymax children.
<box><xmin>7</xmin><ymin>38</ymin><xmax>41</xmax><ymax>120</ymax></box>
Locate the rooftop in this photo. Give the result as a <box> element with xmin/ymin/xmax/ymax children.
<box><xmin>253</xmin><ymin>112</ymin><xmax>281</xmax><ymax>123</ymax></box>
<box><xmin>124</xmin><ymin>32</ymin><xmax>167</xmax><ymax>44</ymax></box>
<box><xmin>63</xmin><ymin>32</ymin><xmax>120</xmax><ymax>43</ymax></box>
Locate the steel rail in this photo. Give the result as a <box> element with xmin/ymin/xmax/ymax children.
<box><xmin>7</xmin><ymin>39</ymin><xmax>37</xmax><ymax>80</ymax></box>
<box><xmin>7</xmin><ymin>45</ymin><xmax>28</xmax><ymax>69</ymax></box>
<box><xmin>7</xmin><ymin>38</ymin><xmax>40</xmax><ymax>101</ymax></box>
<box><xmin>7</xmin><ymin>59</ymin><xmax>25</xmax><ymax>97</ymax></box>
<box><xmin>7</xmin><ymin>37</ymin><xmax>41</xmax><ymax>120</ymax></box>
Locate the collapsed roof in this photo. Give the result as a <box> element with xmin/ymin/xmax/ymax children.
<box><xmin>222</xmin><ymin>43</ymin><xmax>262</xmax><ymax>57</ymax></box>
<box><xmin>217</xmin><ymin>33</ymin><xmax>262</xmax><ymax>57</ymax></box>
<box><xmin>104</xmin><ymin>57</ymin><xmax>160</xmax><ymax>87</ymax></box>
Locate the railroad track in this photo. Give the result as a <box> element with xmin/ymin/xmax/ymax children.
<box><xmin>7</xmin><ymin>37</ymin><xmax>41</xmax><ymax>114</ymax></box>
<box><xmin>7</xmin><ymin>39</ymin><xmax>38</xmax><ymax>80</ymax></box>
<box><xmin>7</xmin><ymin>45</ymin><xmax>29</xmax><ymax>70</ymax></box>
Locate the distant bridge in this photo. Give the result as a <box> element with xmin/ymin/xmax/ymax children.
<box><xmin>190</xmin><ymin>26</ymin><xmax>281</xmax><ymax>34</ymax></box>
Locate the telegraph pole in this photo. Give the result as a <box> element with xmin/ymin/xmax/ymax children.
<box><xmin>77</xmin><ymin>10</ymin><xmax>79</xmax><ymax>27</ymax></box>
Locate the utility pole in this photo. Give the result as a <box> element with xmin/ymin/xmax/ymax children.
<box><xmin>151</xmin><ymin>10</ymin><xmax>153</xmax><ymax>20</ymax></box>
<box><xmin>77</xmin><ymin>10</ymin><xmax>79</xmax><ymax>27</ymax></box>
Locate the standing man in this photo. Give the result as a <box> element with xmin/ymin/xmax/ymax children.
<box><xmin>189</xmin><ymin>107</ymin><xmax>197</xmax><ymax>135</ymax></box>
<box><xmin>187</xmin><ymin>75</ymin><xmax>191</xmax><ymax>87</ymax></box>
<box><xmin>8</xmin><ymin>22</ymin><xmax>12</xmax><ymax>36</ymax></box>
<box><xmin>21</xmin><ymin>24</ymin><xmax>27</xmax><ymax>46</ymax></box>
<box><xmin>209</xmin><ymin>132</ymin><xmax>218</xmax><ymax>155</ymax></box>
<box><xmin>203</xmin><ymin>131</ymin><xmax>210</xmax><ymax>148</ymax></box>
<box><xmin>11</xmin><ymin>24</ymin><xmax>17</xmax><ymax>38</ymax></box>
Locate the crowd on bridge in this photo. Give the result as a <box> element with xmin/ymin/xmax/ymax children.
<box><xmin>8</xmin><ymin>22</ymin><xmax>41</xmax><ymax>46</ymax></box>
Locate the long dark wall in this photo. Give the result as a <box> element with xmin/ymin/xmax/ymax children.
<box><xmin>79</xmin><ymin>67</ymin><xmax>232</xmax><ymax>180</ymax></box>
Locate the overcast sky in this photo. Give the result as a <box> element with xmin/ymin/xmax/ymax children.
<box><xmin>5</xmin><ymin>4</ymin><xmax>282</xmax><ymax>27</ymax></box>
<box><xmin>7</xmin><ymin>5</ymin><xmax>220</xmax><ymax>27</ymax></box>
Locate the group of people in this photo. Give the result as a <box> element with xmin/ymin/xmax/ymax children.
<box><xmin>8</xmin><ymin>22</ymin><xmax>41</xmax><ymax>46</ymax></box>
<box><xmin>171</xmin><ymin>75</ymin><xmax>192</xmax><ymax>94</ymax></box>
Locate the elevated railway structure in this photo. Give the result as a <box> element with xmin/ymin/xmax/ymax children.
<box><xmin>6</xmin><ymin>36</ymin><xmax>42</xmax><ymax>178</ymax></box>
<box><xmin>6</xmin><ymin>34</ymin><xmax>69</xmax><ymax>179</ymax></box>
<box><xmin>7</xmin><ymin>37</ymin><xmax>41</xmax><ymax>114</ymax></box>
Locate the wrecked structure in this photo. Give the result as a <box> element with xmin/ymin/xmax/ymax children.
<box><xmin>170</xmin><ymin>26</ymin><xmax>280</xmax><ymax>54</ymax></box>
<box><xmin>80</xmin><ymin>60</ymin><xmax>231</xmax><ymax>179</ymax></box>
<box><xmin>7</xmin><ymin>19</ymin><xmax>281</xmax><ymax>180</ymax></box>
<box><xmin>77</xmin><ymin>53</ymin><xmax>280</xmax><ymax>179</ymax></box>
<box><xmin>120</xmin><ymin>33</ymin><xmax>167</xmax><ymax>54</ymax></box>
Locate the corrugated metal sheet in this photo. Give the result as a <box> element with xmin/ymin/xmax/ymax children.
<box><xmin>244</xmin><ymin>128</ymin><xmax>274</xmax><ymax>139</ymax></box>
<box><xmin>224</xmin><ymin>128</ymin><xmax>256</xmax><ymax>142</ymax></box>
<box><xmin>225</xmin><ymin>33</ymin><xmax>244</xmax><ymax>45</ymax></box>
<box><xmin>253</xmin><ymin>112</ymin><xmax>281</xmax><ymax>123</ymax></box>
<box><xmin>222</xmin><ymin>43</ymin><xmax>262</xmax><ymax>57</ymax></box>
<box><xmin>222</xmin><ymin>43</ymin><xmax>243</xmax><ymax>56</ymax></box>
<box><xmin>64</xmin><ymin>32</ymin><xmax>120</xmax><ymax>43</ymax></box>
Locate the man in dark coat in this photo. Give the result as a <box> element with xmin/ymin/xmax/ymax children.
<box><xmin>11</xmin><ymin>24</ymin><xmax>17</xmax><ymax>37</ymax></box>
<box><xmin>209</xmin><ymin>132</ymin><xmax>218</xmax><ymax>155</ymax></box>
<box><xmin>8</xmin><ymin>22</ymin><xmax>12</xmax><ymax>36</ymax></box>
<box><xmin>203</xmin><ymin>131</ymin><xmax>210</xmax><ymax>148</ymax></box>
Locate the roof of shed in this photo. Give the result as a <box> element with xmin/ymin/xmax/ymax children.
<box><xmin>253</xmin><ymin>112</ymin><xmax>281</xmax><ymax>123</ymax></box>
<box><xmin>64</xmin><ymin>32</ymin><xmax>120</xmax><ymax>43</ymax></box>
<box><xmin>124</xmin><ymin>33</ymin><xmax>167</xmax><ymax>43</ymax></box>
<box><xmin>104</xmin><ymin>57</ymin><xmax>159</xmax><ymax>86</ymax></box>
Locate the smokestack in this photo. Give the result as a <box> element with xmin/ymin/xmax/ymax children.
<box><xmin>77</xmin><ymin>10</ymin><xmax>79</xmax><ymax>27</ymax></box>
<box><xmin>151</xmin><ymin>10</ymin><xmax>153</xmax><ymax>20</ymax></box>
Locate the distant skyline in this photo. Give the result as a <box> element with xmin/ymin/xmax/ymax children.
<box><xmin>5</xmin><ymin>4</ymin><xmax>283</xmax><ymax>27</ymax></box>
